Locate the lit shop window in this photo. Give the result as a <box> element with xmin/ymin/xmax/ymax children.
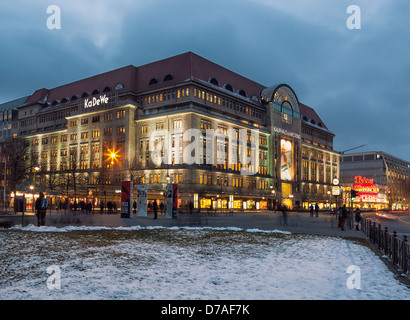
<box><xmin>173</xmin><ymin>119</ymin><xmax>182</xmax><ymax>129</ymax></box>
<box><xmin>116</xmin><ymin>110</ymin><xmax>126</xmax><ymax>119</ymax></box>
<box><xmin>104</xmin><ymin>113</ymin><xmax>112</xmax><ymax>122</ymax></box>
<box><xmin>141</xmin><ymin>124</ymin><xmax>148</xmax><ymax>133</ymax></box>
<box><xmin>92</xmin><ymin>129</ymin><xmax>100</xmax><ymax>138</ymax></box>
<box><xmin>116</xmin><ymin>126</ymin><xmax>126</xmax><ymax>136</ymax></box>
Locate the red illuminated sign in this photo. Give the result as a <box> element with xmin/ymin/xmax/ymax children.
<box><xmin>352</xmin><ymin>184</ymin><xmax>378</xmax><ymax>193</ymax></box>
<box><xmin>354</xmin><ymin>193</ymin><xmax>378</xmax><ymax>202</ymax></box>
<box><xmin>354</xmin><ymin>176</ymin><xmax>374</xmax><ymax>184</ymax></box>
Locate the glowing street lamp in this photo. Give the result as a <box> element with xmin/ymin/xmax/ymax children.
<box><xmin>110</xmin><ymin>152</ymin><xmax>116</xmax><ymax>165</ymax></box>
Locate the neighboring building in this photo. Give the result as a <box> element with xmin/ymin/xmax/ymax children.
<box><xmin>2</xmin><ymin>52</ymin><xmax>339</xmax><ymax>211</ymax></box>
<box><xmin>0</xmin><ymin>97</ymin><xmax>24</xmax><ymax>142</ymax></box>
<box><xmin>340</xmin><ymin>151</ymin><xmax>410</xmax><ymax>210</ymax></box>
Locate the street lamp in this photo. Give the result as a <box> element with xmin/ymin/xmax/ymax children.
<box><xmin>30</xmin><ymin>185</ymin><xmax>34</xmax><ymax>212</ymax></box>
<box><xmin>110</xmin><ymin>152</ymin><xmax>116</xmax><ymax>165</ymax></box>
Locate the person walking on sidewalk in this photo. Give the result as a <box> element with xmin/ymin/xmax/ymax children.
<box><xmin>340</xmin><ymin>205</ymin><xmax>347</xmax><ymax>231</ymax></box>
<box><xmin>354</xmin><ymin>207</ymin><xmax>362</xmax><ymax>230</ymax></box>
<box><xmin>35</xmin><ymin>192</ymin><xmax>48</xmax><ymax>227</ymax></box>
<box><xmin>152</xmin><ymin>200</ymin><xmax>158</xmax><ymax>219</ymax></box>
<box><xmin>309</xmin><ymin>205</ymin><xmax>314</xmax><ymax>217</ymax></box>
<box><xmin>315</xmin><ymin>203</ymin><xmax>319</xmax><ymax>217</ymax></box>
<box><xmin>281</xmin><ymin>205</ymin><xmax>288</xmax><ymax>226</ymax></box>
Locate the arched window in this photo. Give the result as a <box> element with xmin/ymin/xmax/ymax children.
<box><xmin>103</xmin><ymin>86</ymin><xmax>112</xmax><ymax>93</ymax></box>
<box><xmin>164</xmin><ymin>74</ymin><xmax>174</xmax><ymax>82</ymax></box>
<box><xmin>52</xmin><ymin>100</ymin><xmax>60</xmax><ymax>106</ymax></box>
<box><xmin>71</xmin><ymin>95</ymin><xmax>79</xmax><ymax>101</ymax></box>
<box><xmin>92</xmin><ymin>89</ymin><xmax>100</xmax><ymax>95</ymax></box>
<box><xmin>224</xmin><ymin>84</ymin><xmax>233</xmax><ymax>92</ymax></box>
<box><xmin>115</xmin><ymin>83</ymin><xmax>124</xmax><ymax>90</ymax></box>
<box><xmin>149</xmin><ymin>78</ymin><xmax>159</xmax><ymax>85</ymax></box>
<box><xmin>82</xmin><ymin>92</ymin><xmax>90</xmax><ymax>98</ymax></box>
<box><xmin>281</xmin><ymin>101</ymin><xmax>293</xmax><ymax>124</ymax></box>
<box><xmin>251</xmin><ymin>95</ymin><xmax>259</xmax><ymax>102</ymax></box>
<box><xmin>318</xmin><ymin>122</ymin><xmax>322</xmax><ymax>127</ymax></box>
<box><xmin>61</xmin><ymin>97</ymin><xmax>69</xmax><ymax>103</ymax></box>
<box><xmin>302</xmin><ymin>116</ymin><xmax>308</xmax><ymax>121</ymax></box>
<box><xmin>238</xmin><ymin>89</ymin><xmax>247</xmax><ymax>97</ymax></box>
<box><xmin>209</xmin><ymin>78</ymin><xmax>219</xmax><ymax>86</ymax></box>
<box><xmin>310</xmin><ymin>119</ymin><xmax>316</xmax><ymax>125</ymax></box>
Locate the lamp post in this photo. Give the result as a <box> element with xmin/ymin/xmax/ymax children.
<box><xmin>30</xmin><ymin>185</ymin><xmax>34</xmax><ymax>212</ymax></box>
<box><xmin>3</xmin><ymin>156</ymin><xmax>6</xmax><ymax>210</ymax></box>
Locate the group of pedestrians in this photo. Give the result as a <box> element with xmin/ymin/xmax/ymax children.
<box><xmin>99</xmin><ymin>201</ymin><xmax>117</xmax><ymax>214</ymax></box>
<box><xmin>336</xmin><ymin>205</ymin><xmax>361</xmax><ymax>231</ymax></box>
<box><xmin>309</xmin><ymin>204</ymin><xmax>319</xmax><ymax>217</ymax></box>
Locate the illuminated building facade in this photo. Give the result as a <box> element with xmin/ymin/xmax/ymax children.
<box><xmin>2</xmin><ymin>52</ymin><xmax>340</xmax><ymax>211</ymax></box>
<box><xmin>340</xmin><ymin>151</ymin><xmax>410</xmax><ymax>210</ymax></box>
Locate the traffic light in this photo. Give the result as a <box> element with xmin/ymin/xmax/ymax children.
<box><xmin>351</xmin><ymin>190</ymin><xmax>357</xmax><ymax>201</ymax></box>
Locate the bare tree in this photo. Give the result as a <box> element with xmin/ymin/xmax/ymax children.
<box><xmin>0</xmin><ymin>138</ymin><xmax>33</xmax><ymax>199</ymax></box>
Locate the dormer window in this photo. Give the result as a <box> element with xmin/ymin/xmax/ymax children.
<box><xmin>115</xmin><ymin>83</ymin><xmax>124</xmax><ymax>90</ymax></box>
<box><xmin>164</xmin><ymin>74</ymin><xmax>174</xmax><ymax>82</ymax></box>
<box><xmin>224</xmin><ymin>84</ymin><xmax>233</xmax><ymax>92</ymax></box>
<box><xmin>209</xmin><ymin>78</ymin><xmax>219</xmax><ymax>86</ymax></box>
<box><xmin>238</xmin><ymin>89</ymin><xmax>247</xmax><ymax>97</ymax></box>
<box><xmin>149</xmin><ymin>78</ymin><xmax>159</xmax><ymax>85</ymax></box>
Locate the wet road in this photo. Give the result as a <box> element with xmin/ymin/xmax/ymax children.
<box><xmin>363</xmin><ymin>211</ymin><xmax>410</xmax><ymax>237</ymax></box>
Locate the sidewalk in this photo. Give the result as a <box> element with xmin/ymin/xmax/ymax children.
<box><xmin>0</xmin><ymin>210</ymin><xmax>367</xmax><ymax>239</ymax></box>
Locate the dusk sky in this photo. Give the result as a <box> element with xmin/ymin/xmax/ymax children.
<box><xmin>1</xmin><ymin>0</ymin><xmax>409</xmax><ymax>160</ymax></box>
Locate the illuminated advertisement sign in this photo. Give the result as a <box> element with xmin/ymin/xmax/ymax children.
<box><xmin>355</xmin><ymin>193</ymin><xmax>378</xmax><ymax>202</ymax></box>
<box><xmin>84</xmin><ymin>94</ymin><xmax>109</xmax><ymax>109</ymax></box>
<box><xmin>354</xmin><ymin>176</ymin><xmax>374</xmax><ymax>184</ymax></box>
<box><xmin>353</xmin><ymin>184</ymin><xmax>379</xmax><ymax>193</ymax></box>
<box><xmin>280</xmin><ymin>139</ymin><xmax>292</xmax><ymax>181</ymax></box>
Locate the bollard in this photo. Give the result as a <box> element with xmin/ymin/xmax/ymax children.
<box><xmin>384</xmin><ymin>227</ymin><xmax>389</xmax><ymax>255</ymax></box>
<box><xmin>403</xmin><ymin>235</ymin><xmax>408</xmax><ymax>274</ymax></box>
<box><xmin>393</xmin><ymin>231</ymin><xmax>398</xmax><ymax>265</ymax></box>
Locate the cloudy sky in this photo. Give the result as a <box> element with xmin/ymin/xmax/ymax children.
<box><xmin>1</xmin><ymin>0</ymin><xmax>409</xmax><ymax>160</ymax></box>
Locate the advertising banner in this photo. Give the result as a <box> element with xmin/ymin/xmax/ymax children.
<box><xmin>166</xmin><ymin>184</ymin><xmax>178</xmax><ymax>219</ymax></box>
<box><xmin>121</xmin><ymin>181</ymin><xmax>132</xmax><ymax>218</ymax></box>
<box><xmin>280</xmin><ymin>139</ymin><xmax>292</xmax><ymax>181</ymax></box>
<box><xmin>137</xmin><ymin>184</ymin><xmax>147</xmax><ymax>217</ymax></box>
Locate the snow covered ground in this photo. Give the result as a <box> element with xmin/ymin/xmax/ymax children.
<box><xmin>0</xmin><ymin>225</ymin><xmax>409</xmax><ymax>300</ymax></box>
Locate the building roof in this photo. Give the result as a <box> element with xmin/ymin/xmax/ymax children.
<box><xmin>0</xmin><ymin>96</ymin><xmax>28</xmax><ymax>111</ymax></box>
<box><xmin>299</xmin><ymin>102</ymin><xmax>332</xmax><ymax>133</ymax></box>
<box><xmin>24</xmin><ymin>52</ymin><xmax>267</xmax><ymax>107</ymax></box>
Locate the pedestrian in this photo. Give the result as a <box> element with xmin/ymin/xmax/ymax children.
<box><xmin>133</xmin><ymin>200</ymin><xmax>137</xmax><ymax>215</ymax></box>
<box><xmin>160</xmin><ymin>202</ymin><xmax>164</xmax><ymax>215</ymax></box>
<box><xmin>315</xmin><ymin>203</ymin><xmax>319</xmax><ymax>217</ymax></box>
<box><xmin>100</xmin><ymin>201</ymin><xmax>104</xmax><ymax>214</ymax></box>
<box><xmin>189</xmin><ymin>201</ymin><xmax>194</xmax><ymax>215</ymax></box>
<box><xmin>354</xmin><ymin>207</ymin><xmax>361</xmax><ymax>230</ymax></box>
<box><xmin>281</xmin><ymin>205</ymin><xmax>288</xmax><ymax>226</ymax></box>
<box><xmin>35</xmin><ymin>192</ymin><xmax>48</xmax><ymax>227</ymax></box>
<box><xmin>152</xmin><ymin>200</ymin><xmax>158</xmax><ymax>219</ymax></box>
<box><xmin>309</xmin><ymin>205</ymin><xmax>314</xmax><ymax>217</ymax></box>
<box><xmin>337</xmin><ymin>206</ymin><xmax>342</xmax><ymax>228</ymax></box>
<box><xmin>340</xmin><ymin>205</ymin><xmax>347</xmax><ymax>231</ymax></box>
